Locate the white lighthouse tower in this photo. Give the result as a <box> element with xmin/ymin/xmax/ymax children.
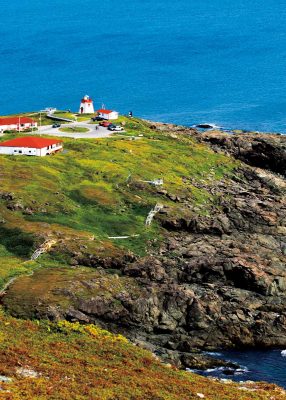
<box><xmin>79</xmin><ymin>95</ymin><xmax>95</xmax><ymax>114</ymax></box>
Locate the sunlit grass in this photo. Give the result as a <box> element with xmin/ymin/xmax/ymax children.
<box><xmin>0</xmin><ymin>313</ymin><xmax>283</xmax><ymax>400</ymax></box>
<box><xmin>0</xmin><ymin>120</ymin><xmax>238</xmax><ymax>284</ymax></box>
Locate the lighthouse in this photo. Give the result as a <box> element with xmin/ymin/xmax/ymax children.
<box><xmin>79</xmin><ymin>95</ymin><xmax>95</xmax><ymax>114</ymax></box>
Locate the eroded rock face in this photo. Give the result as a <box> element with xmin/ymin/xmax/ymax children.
<box><xmin>2</xmin><ymin>130</ymin><xmax>286</xmax><ymax>369</ymax></box>
<box><xmin>194</xmin><ymin>130</ymin><xmax>286</xmax><ymax>177</ymax></box>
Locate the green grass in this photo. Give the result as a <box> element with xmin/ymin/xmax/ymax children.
<box><xmin>0</xmin><ymin>119</ymin><xmax>238</xmax><ymax>286</ymax></box>
<box><xmin>75</xmin><ymin>113</ymin><xmax>95</xmax><ymax>122</ymax></box>
<box><xmin>0</xmin><ymin>226</ymin><xmax>36</xmax><ymax>288</ymax></box>
<box><xmin>59</xmin><ymin>126</ymin><xmax>89</xmax><ymax>133</ymax></box>
<box><xmin>53</xmin><ymin>111</ymin><xmax>76</xmax><ymax>120</ymax></box>
<box><xmin>0</xmin><ymin>131</ymin><xmax>237</xmax><ymax>230</ymax></box>
<box><xmin>0</xmin><ymin>247</ymin><xmax>36</xmax><ymax>289</ymax></box>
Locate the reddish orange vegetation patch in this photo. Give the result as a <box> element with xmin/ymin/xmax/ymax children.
<box><xmin>0</xmin><ymin>315</ymin><xmax>284</xmax><ymax>400</ymax></box>
<box><xmin>80</xmin><ymin>185</ymin><xmax>120</xmax><ymax>207</ymax></box>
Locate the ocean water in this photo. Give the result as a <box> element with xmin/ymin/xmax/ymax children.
<box><xmin>201</xmin><ymin>350</ymin><xmax>286</xmax><ymax>389</ymax></box>
<box><xmin>1</xmin><ymin>0</ymin><xmax>286</xmax><ymax>387</ymax></box>
<box><xmin>1</xmin><ymin>0</ymin><xmax>286</xmax><ymax>132</ymax></box>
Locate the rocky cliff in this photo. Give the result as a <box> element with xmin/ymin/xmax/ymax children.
<box><xmin>2</xmin><ymin>126</ymin><xmax>286</xmax><ymax>370</ymax></box>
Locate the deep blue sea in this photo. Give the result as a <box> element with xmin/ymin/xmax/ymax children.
<box><xmin>1</xmin><ymin>0</ymin><xmax>286</xmax><ymax>387</ymax></box>
<box><xmin>199</xmin><ymin>350</ymin><xmax>286</xmax><ymax>389</ymax></box>
<box><xmin>1</xmin><ymin>0</ymin><xmax>286</xmax><ymax>132</ymax></box>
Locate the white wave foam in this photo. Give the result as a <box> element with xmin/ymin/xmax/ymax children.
<box><xmin>204</xmin><ymin>352</ymin><xmax>223</xmax><ymax>357</ymax></box>
<box><xmin>193</xmin><ymin>123</ymin><xmax>222</xmax><ymax>130</ymax></box>
<box><xmin>205</xmin><ymin>367</ymin><xmax>225</xmax><ymax>373</ymax></box>
<box><xmin>234</xmin><ymin>367</ymin><xmax>249</xmax><ymax>375</ymax></box>
<box><xmin>281</xmin><ymin>350</ymin><xmax>286</xmax><ymax>357</ymax></box>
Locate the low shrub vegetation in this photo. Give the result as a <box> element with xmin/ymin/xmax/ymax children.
<box><xmin>0</xmin><ymin>313</ymin><xmax>284</xmax><ymax>400</ymax></box>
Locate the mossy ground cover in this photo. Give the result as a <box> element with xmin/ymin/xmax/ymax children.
<box><xmin>75</xmin><ymin>114</ymin><xmax>94</xmax><ymax>122</ymax></box>
<box><xmin>0</xmin><ymin>313</ymin><xmax>284</xmax><ymax>400</ymax></box>
<box><xmin>0</xmin><ymin>247</ymin><xmax>36</xmax><ymax>290</ymax></box>
<box><xmin>0</xmin><ymin>121</ymin><xmax>237</xmax><ymax>285</ymax></box>
<box><xmin>3</xmin><ymin>266</ymin><xmax>142</xmax><ymax>319</ymax></box>
<box><xmin>0</xmin><ymin>225</ymin><xmax>38</xmax><ymax>288</ymax></box>
<box><xmin>59</xmin><ymin>127</ymin><xmax>89</xmax><ymax>133</ymax></box>
<box><xmin>53</xmin><ymin>111</ymin><xmax>76</xmax><ymax>121</ymax></box>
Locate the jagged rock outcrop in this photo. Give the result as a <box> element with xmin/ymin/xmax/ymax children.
<box><xmin>193</xmin><ymin>130</ymin><xmax>286</xmax><ymax>177</ymax></box>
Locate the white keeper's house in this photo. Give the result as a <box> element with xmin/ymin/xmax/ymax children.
<box><xmin>97</xmin><ymin>109</ymin><xmax>119</xmax><ymax>120</ymax></box>
<box><xmin>0</xmin><ymin>137</ymin><xmax>63</xmax><ymax>157</ymax></box>
<box><xmin>0</xmin><ymin>117</ymin><xmax>37</xmax><ymax>132</ymax></box>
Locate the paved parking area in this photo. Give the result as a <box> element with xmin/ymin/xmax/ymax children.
<box><xmin>38</xmin><ymin>121</ymin><xmax>116</xmax><ymax>139</ymax></box>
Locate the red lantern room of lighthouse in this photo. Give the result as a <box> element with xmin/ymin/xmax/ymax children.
<box><xmin>79</xmin><ymin>95</ymin><xmax>95</xmax><ymax>114</ymax></box>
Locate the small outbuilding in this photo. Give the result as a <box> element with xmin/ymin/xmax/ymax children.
<box><xmin>97</xmin><ymin>109</ymin><xmax>119</xmax><ymax>120</ymax></box>
<box><xmin>0</xmin><ymin>117</ymin><xmax>37</xmax><ymax>133</ymax></box>
<box><xmin>0</xmin><ymin>136</ymin><xmax>63</xmax><ymax>157</ymax></box>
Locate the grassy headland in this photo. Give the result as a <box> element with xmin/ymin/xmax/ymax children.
<box><xmin>0</xmin><ymin>118</ymin><xmax>237</xmax><ymax>287</ymax></box>
<box><xmin>2</xmin><ymin>115</ymin><xmax>279</xmax><ymax>400</ymax></box>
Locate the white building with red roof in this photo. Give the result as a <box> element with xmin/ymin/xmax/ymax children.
<box><xmin>79</xmin><ymin>95</ymin><xmax>95</xmax><ymax>114</ymax></box>
<box><xmin>97</xmin><ymin>109</ymin><xmax>119</xmax><ymax>120</ymax></box>
<box><xmin>0</xmin><ymin>137</ymin><xmax>63</xmax><ymax>157</ymax></box>
<box><xmin>0</xmin><ymin>117</ymin><xmax>37</xmax><ymax>132</ymax></box>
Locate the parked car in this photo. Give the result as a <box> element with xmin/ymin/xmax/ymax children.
<box><xmin>108</xmin><ymin>124</ymin><xmax>124</xmax><ymax>131</ymax></box>
<box><xmin>99</xmin><ymin>121</ymin><xmax>112</xmax><ymax>127</ymax></box>
<box><xmin>91</xmin><ymin>116</ymin><xmax>104</xmax><ymax>121</ymax></box>
<box><xmin>52</xmin><ymin>123</ymin><xmax>61</xmax><ymax>128</ymax></box>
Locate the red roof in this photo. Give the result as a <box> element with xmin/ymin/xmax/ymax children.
<box><xmin>0</xmin><ymin>117</ymin><xmax>36</xmax><ymax>125</ymax></box>
<box><xmin>0</xmin><ymin>136</ymin><xmax>62</xmax><ymax>149</ymax></box>
<box><xmin>81</xmin><ymin>98</ymin><xmax>93</xmax><ymax>103</ymax></box>
<box><xmin>97</xmin><ymin>109</ymin><xmax>113</xmax><ymax>114</ymax></box>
